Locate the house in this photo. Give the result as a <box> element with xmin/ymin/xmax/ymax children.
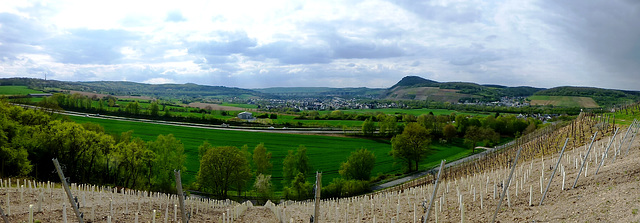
<box><xmin>28</xmin><ymin>93</ymin><xmax>52</xmax><ymax>97</ymax></box>
<box><xmin>238</xmin><ymin>111</ymin><xmax>253</xmax><ymax>120</ymax></box>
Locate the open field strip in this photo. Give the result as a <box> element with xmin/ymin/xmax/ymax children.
<box><xmin>0</xmin><ymin>86</ymin><xmax>45</xmax><ymax>95</ymax></box>
<box><xmin>66</xmin><ymin>115</ymin><xmax>472</xmax><ymax>190</ymax></box>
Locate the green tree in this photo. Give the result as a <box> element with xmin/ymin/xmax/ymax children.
<box><xmin>339</xmin><ymin>148</ymin><xmax>375</xmax><ymax>181</ymax></box>
<box><xmin>149</xmin><ymin>101</ymin><xmax>160</xmax><ymax>117</ymax></box>
<box><xmin>464</xmin><ymin>126</ymin><xmax>500</xmax><ymax>153</ymax></box>
<box><xmin>125</xmin><ymin>101</ymin><xmax>141</xmax><ymax>115</ymax></box>
<box><xmin>197</xmin><ymin>145</ymin><xmax>252</xmax><ymax>199</ymax></box>
<box><xmin>284</xmin><ymin>172</ymin><xmax>312</xmax><ymax>200</ymax></box>
<box><xmin>148</xmin><ymin>134</ymin><xmax>186</xmax><ymax>193</ymax></box>
<box><xmin>443</xmin><ymin>124</ymin><xmax>457</xmax><ymax>142</ymax></box>
<box><xmin>254</xmin><ymin>174</ymin><xmax>273</xmax><ymax>204</ymax></box>
<box><xmin>379</xmin><ymin>116</ymin><xmax>397</xmax><ymax>137</ymax></box>
<box><xmin>362</xmin><ymin>118</ymin><xmax>375</xmax><ymax>136</ymax></box>
<box><xmin>253</xmin><ymin>143</ymin><xmax>272</xmax><ymax>175</ymax></box>
<box><xmin>282</xmin><ymin>145</ymin><xmax>312</xmax><ymax>185</ymax></box>
<box><xmin>390</xmin><ymin>123</ymin><xmax>431</xmax><ymax>172</ymax></box>
<box><xmin>198</xmin><ymin>141</ymin><xmax>213</xmax><ymax>160</ymax></box>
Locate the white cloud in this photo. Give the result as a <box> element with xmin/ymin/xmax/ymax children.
<box><xmin>0</xmin><ymin>0</ymin><xmax>638</xmax><ymax>90</ymax></box>
<box><xmin>143</xmin><ymin>77</ymin><xmax>175</xmax><ymax>84</ymax></box>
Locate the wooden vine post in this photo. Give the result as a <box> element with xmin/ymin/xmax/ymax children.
<box><xmin>540</xmin><ymin>138</ymin><xmax>569</xmax><ymax>206</ymax></box>
<box><xmin>174</xmin><ymin>170</ymin><xmax>188</xmax><ymax>223</ymax></box>
<box><xmin>423</xmin><ymin>160</ymin><xmax>446</xmax><ymax>223</ymax></box>
<box><xmin>0</xmin><ymin>204</ymin><xmax>9</xmax><ymax>223</ymax></box>
<box><xmin>313</xmin><ymin>172</ymin><xmax>322</xmax><ymax>223</ymax></box>
<box><xmin>491</xmin><ymin>146</ymin><xmax>523</xmax><ymax>223</ymax></box>
<box><xmin>595</xmin><ymin>128</ymin><xmax>619</xmax><ymax>175</ymax></box>
<box><xmin>52</xmin><ymin>158</ymin><xmax>84</xmax><ymax>223</ymax></box>
<box><xmin>573</xmin><ymin>131</ymin><xmax>598</xmax><ymax>189</ymax></box>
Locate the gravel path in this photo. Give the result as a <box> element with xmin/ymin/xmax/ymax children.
<box><xmin>371</xmin><ymin>141</ymin><xmax>515</xmax><ymax>191</ymax></box>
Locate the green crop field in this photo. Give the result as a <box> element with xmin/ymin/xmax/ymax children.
<box><xmin>528</xmin><ymin>95</ymin><xmax>599</xmax><ymax>108</ymax></box>
<box><xmin>318</xmin><ymin>108</ymin><xmax>485</xmax><ymax>117</ymax></box>
<box><xmin>0</xmin><ymin>86</ymin><xmax>44</xmax><ymax>95</ymax></box>
<box><xmin>66</xmin><ymin>115</ymin><xmax>472</xmax><ymax>191</ymax></box>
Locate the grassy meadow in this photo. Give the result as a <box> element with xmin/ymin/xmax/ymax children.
<box><xmin>0</xmin><ymin>86</ymin><xmax>45</xmax><ymax>95</ymax></box>
<box><xmin>67</xmin><ymin>115</ymin><xmax>472</xmax><ymax>191</ymax></box>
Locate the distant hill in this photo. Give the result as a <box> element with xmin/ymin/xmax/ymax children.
<box><xmin>386</xmin><ymin>76</ymin><xmax>544</xmax><ymax>103</ymax></box>
<box><xmin>254</xmin><ymin>87</ymin><xmax>385</xmax><ymax>99</ymax></box>
<box><xmin>534</xmin><ymin>86</ymin><xmax>639</xmax><ymax>107</ymax></box>
<box><xmin>390</xmin><ymin>76</ymin><xmax>439</xmax><ymax>88</ymax></box>
<box><xmin>2</xmin><ymin>77</ymin><xmax>638</xmax><ymax>108</ymax></box>
<box><xmin>0</xmin><ymin>78</ymin><xmax>267</xmax><ymax>100</ymax></box>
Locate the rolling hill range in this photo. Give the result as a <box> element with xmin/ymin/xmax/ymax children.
<box><xmin>384</xmin><ymin>76</ymin><xmax>640</xmax><ymax>107</ymax></box>
<box><xmin>1</xmin><ymin>76</ymin><xmax>639</xmax><ymax>108</ymax></box>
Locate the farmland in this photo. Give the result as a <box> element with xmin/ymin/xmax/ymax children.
<box><xmin>528</xmin><ymin>95</ymin><xmax>599</xmax><ymax>108</ymax></box>
<box><xmin>66</xmin><ymin>115</ymin><xmax>473</xmax><ymax>190</ymax></box>
<box><xmin>0</xmin><ymin>86</ymin><xmax>45</xmax><ymax>95</ymax></box>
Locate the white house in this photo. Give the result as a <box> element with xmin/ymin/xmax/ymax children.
<box><xmin>238</xmin><ymin>111</ymin><xmax>253</xmax><ymax>120</ymax></box>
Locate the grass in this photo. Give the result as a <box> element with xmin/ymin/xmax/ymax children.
<box><xmin>0</xmin><ymin>86</ymin><xmax>44</xmax><ymax>95</ymax></box>
<box><xmin>528</xmin><ymin>95</ymin><xmax>599</xmax><ymax>108</ymax></box>
<box><xmin>66</xmin><ymin>115</ymin><xmax>473</xmax><ymax>191</ymax></box>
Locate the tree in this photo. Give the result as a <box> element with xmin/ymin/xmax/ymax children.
<box><xmin>254</xmin><ymin>174</ymin><xmax>273</xmax><ymax>204</ymax></box>
<box><xmin>197</xmin><ymin>145</ymin><xmax>251</xmax><ymax>199</ymax></box>
<box><xmin>464</xmin><ymin>126</ymin><xmax>500</xmax><ymax>153</ymax></box>
<box><xmin>198</xmin><ymin>141</ymin><xmax>213</xmax><ymax>160</ymax></box>
<box><xmin>464</xmin><ymin>126</ymin><xmax>483</xmax><ymax>153</ymax></box>
<box><xmin>339</xmin><ymin>148</ymin><xmax>375</xmax><ymax>181</ymax></box>
<box><xmin>390</xmin><ymin>123</ymin><xmax>431</xmax><ymax>172</ymax></box>
<box><xmin>282</xmin><ymin>145</ymin><xmax>312</xmax><ymax>185</ymax></box>
<box><xmin>379</xmin><ymin>116</ymin><xmax>397</xmax><ymax>137</ymax></box>
<box><xmin>253</xmin><ymin>143</ymin><xmax>272</xmax><ymax>175</ymax></box>
<box><xmin>443</xmin><ymin>124</ymin><xmax>457</xmax><ymax>142</ymax></box>
<box><xmin>148</xmin><ymin>134</ymin><xmax>186</xmax><ymax>193</ymax></box>
<box><xmin>149</xmin><ymin>101</ymin><xmax>160</xmax><ymax>117</ymax></box>
<box><xmin>284</xmin><ymin>172</ymin><xmax>312</xmax><ymax>200</ymax></box>
<box><xmin>362</xmin><ymin>118</ymin><xmax>375</xmax><ymax>136</ymax></box>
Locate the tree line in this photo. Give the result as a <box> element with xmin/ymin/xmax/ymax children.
<box><xmin>0</xmin><ymin>101</ymin><xmax>376</xmax><ymax>202</ymax></box>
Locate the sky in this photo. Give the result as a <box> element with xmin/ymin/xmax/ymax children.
<box><xmin>0</xmin><ymin>0</ymin><xmax>639</xmax><ymax>90</ymax></box>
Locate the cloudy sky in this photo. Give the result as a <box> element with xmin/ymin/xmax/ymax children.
<box><xmin>1</xmin><ymin>0</ymin><xmax>639</xmax><ymax>90</ymax></box>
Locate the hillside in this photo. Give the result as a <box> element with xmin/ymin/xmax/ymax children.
<box><xmin>0</xmin><ymin>78</ymin><xmax>267</xmax><ymax>100</ymax></box>
<box><xmin>385</xmin><ymin>76</ymin><xmax>544</xmax><ymax>103</ymax></box>
<box><xmin>534</xmin><ymin>86</ymin><xmax>639</xmax><ymax>107</ymax></box>
<box><xmin>254</xmin><ymin>87</ymin><xmax>384</xmax><ymax>99</ymax></box>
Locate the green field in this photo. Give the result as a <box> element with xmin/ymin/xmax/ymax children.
<box><xmin>528</xmin><ymin>95</ymin><xmax>599</xmax><ymax>108</ymax></box>
<box><xmin>66</xmin><ymin>115</ymin><xmax>472</xmax><ymax>191</ymax></box>
<box><xmin>0</xmin><ymin>86</ymin><xmax>44</xmax><ymax>95</ymax></box>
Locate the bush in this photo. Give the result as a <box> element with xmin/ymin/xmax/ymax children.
<box><xmin>321</xmin><ymin>178</ymin><xmax>370</xmax><ymax>199</ymax></box>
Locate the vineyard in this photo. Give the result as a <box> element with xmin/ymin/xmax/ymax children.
<box><xmin>2</xmin><ymin>113</ymin><xmax>639</xmax><ymax>222</ymax></box>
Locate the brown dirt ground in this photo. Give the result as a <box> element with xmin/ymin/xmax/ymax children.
<box><xmin>2</xmin><ymin>133</ymin><xmax>639</xmax><ymax>222</ymax></box>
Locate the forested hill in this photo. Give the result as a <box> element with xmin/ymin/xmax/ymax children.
<box><xmin>386</xmin><ymin>76</ymin><xmax>544</xmax><ymax>102</ymax></box>
<box><xmin>0</xmin><ymin>78</ymin><xmax>266</xmax><ymax>99</ymax></box>
<box><xmin>534</xmin><ymin>86</ymin><xmax>640</xmax><ymax>107</ymax></box>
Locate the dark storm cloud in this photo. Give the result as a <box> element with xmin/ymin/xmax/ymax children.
<box><xmin>542</xmin><ymin>0</ymin><xmax>640</xmax><ymax>88</ymax></box>
<box><xmin>0</xmin><ymin>13</ymin><xmax>50</xmax><ymax>58</ymax></box>
<box><xmin>166</xmin><ymin>11</ymin><xmax>187</xmax><ymax>22</ymax></box>
<box><xmin>189</xmin><ymin>31</ymin><xmax>257</xmax><ymax>56</ymax></box>
<box><xmin>46</xmin><ymin>29</ymin><xmax>139</xmax><ymax>65</ymax></box>
<box><xmin>249</xmin><ymin>41</ymin><xmax>332</xmax><ymax>64</ymax></box>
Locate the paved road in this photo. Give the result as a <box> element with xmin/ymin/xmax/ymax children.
<box><xmin>14</xmin><ymin>103</ymin><xmax>355</xmax><ymax>134</ymax></box>
<box><xmin>371</xmin><ymin>140</ymin><xmax>516</xmax><ymax>191</ymax></box>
